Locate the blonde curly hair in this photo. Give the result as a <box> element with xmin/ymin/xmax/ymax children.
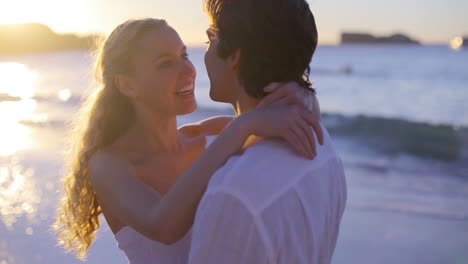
<box><xmin>53</xmin><ymin>18</ymin><xmax>168</xmax><ymax>259</ymax></box>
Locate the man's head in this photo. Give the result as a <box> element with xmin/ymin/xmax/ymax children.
<box><xmin>204</xmin><ymin>0</ymin><xmax>318</xmax><ymax>104</ymax></box>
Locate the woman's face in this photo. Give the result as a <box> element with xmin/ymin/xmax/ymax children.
<box><xmin>125</xmin><ymin>25</ymin><xmax>197</xmax><ymax>116</ymax></box>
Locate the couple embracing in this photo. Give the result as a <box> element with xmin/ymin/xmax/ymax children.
<box><xmin>55</xmin><ymin>0</ymin><xmax>347</xmax><ymax>263</ymax></box>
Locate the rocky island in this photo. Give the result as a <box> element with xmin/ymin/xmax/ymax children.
<box><xmin>341</xmin><ymin>32</ymin><xmax>420</xmax><ymax>45</ymax></box>
<box><xmin>0</xmin><ymin>23</ymin><xmax>102</xmax><ymax>54</ymax></box>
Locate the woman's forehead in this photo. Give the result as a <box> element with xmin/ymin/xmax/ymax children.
<box><xmin>136</xmin><ymin>25</ymin><xmax>185</xmax><ymax>56</ymax></box>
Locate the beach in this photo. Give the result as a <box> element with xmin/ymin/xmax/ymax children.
<box><xmin>1</xmin><ymin>46</ymin><xmax>467</xmax><ymax>263</ymax></box>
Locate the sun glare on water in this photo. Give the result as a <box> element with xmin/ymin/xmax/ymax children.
<box><xmin>0</xmin><ymin>62</ymin><xmax>42</xmax><ymax>232</ymax></box>
<box><xmin>0</xmin><ymin>162</ymin><xmax>40</xmax><ymax>228</ymax></box>
<box><xmin>0</xmin><ymin>62</ymin><xmax>38</xmax><ymax>156</ymax></box>
<box><xmin>450</xmin><ymin>36</ymin><xmax>464</xmax><ymax>51</ymax></box>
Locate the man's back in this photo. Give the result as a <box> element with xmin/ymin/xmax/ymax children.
<box><xmin>189</xmin><ymin>126</ymin><xmax>347</xmax><ymax>264</ymax></box>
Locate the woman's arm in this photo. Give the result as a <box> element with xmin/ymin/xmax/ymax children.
<box><xmin>153</xmin><ymin>105</ymin><xmax>323</xmax><ymax>243</ymax></box>
<box><xmin>90</xmin><ymin>105</ymin><xmax>319</xmax><ymax>245</ymax></box>
<box><xmin>178</xmin><ymin>115</ymin><xmax>234</xmax><ymax>137</ymax></box>
<box><xmin>180</xmin><ymin>82</ymin><xmax>322</xmax><ymax>142</ymax></box>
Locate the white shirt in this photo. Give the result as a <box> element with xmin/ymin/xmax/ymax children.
<box><xmin>188</xmin><ymin>126</ymin><xmax>347</xmax><ymax>264</ymax></box>
<box><xmin>114</xmin><ymin>226</ymin><xmax>191</xmax><ymax>264</ymax></box>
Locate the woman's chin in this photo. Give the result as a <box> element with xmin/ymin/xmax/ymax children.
<box><xmin>178</xmin><ymin>103</ymin><xmax>198</xmax><ymax>116</ymax></box>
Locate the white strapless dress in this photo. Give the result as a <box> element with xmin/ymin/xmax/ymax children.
<box><xmin>114</xmin><ymin>135</ymin><xmax>217</xmax><ymax>263</ymax></box>
<box><xmin>115</xmin><ymin>226</ymin><xmax>192</xmax><ymax>264</ymax></box>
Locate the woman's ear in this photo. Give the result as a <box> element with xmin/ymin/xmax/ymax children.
<box><xmin>114</xmin><ymin>74</ymin><xmax>137</xmax><ymax>98</ymax></box>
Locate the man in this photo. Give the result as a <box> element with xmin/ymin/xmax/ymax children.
<box><xmin>188</xmin><ymin>0</ymin><xmax>347</xmax><ymax>263</ymax></box>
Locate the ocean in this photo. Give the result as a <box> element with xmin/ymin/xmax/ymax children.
<box><xmin>0</xmin><ymin>45</ymin><xmax>467</xmax><ymax>263</ymax></box>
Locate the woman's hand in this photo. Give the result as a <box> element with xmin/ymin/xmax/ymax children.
<box><xmin>258</xmin><ymin>82</ymin><xmax>321</xmax><ymax>122</ymax></box>
<box><xmin>240</xmin><ymin>105</ymin><xmax>324</xmax><ymax>159</ymax></box>
<box><xmin>257</xmin><ymin>82</ymin><xmax>315</xmax><ymax>109</ymax></box>
<box><xmin>255</xmin><ymin>82</ymin><xmax>323</xmax><ymax>158</ymax></box>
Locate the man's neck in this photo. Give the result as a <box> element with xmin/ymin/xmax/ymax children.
<box><xmin>232</xmin><ymin>90</ymin><xmax>259</xmax><ymax>116</ymax></box>
<box><xmin>231</xmin><ymin>87</ymin><xmax>263</xmax><ymax>149</ymax></box>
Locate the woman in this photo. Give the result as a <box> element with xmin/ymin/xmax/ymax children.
<box><xmin>53</xmin><ymin>18</ymin><xmax>322</xmax><ymax>263</ymax></box>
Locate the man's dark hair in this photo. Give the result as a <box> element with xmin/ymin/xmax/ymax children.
<box><xmin>205</xmin><ymin>0</ymin><xmax>318</xmax><ymax>98</ymax></box>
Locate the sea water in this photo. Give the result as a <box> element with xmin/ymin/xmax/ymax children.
<box><xmin>0</xmin><ymin>45</ymin><xmax>467</xmax><ymax>263</ymax></box>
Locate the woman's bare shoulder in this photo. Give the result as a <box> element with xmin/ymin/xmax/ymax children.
<box><xmin>88</xmin><ymin>150</ymin><xmax>135</xmax><ymax>185</ymax></box>
<box><xmin>89</xmin><ymin>150</ymin><xmax>120</xmax><ymax>167</ymax></box>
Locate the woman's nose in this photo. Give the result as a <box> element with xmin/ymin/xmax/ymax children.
<box><xmin>183</xmin><ymin>60</ymin><xmax>196</xmax><ymax>77</ymax></box>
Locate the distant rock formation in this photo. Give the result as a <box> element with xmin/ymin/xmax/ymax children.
<box><xmin>463</xmin><ymin>37</ymin><xmax>468</xmax><ymax>47</ymax></box>
<box><xmin>341</xmin><ymin>32</ymin><xmax>420</xmax><ymax>45</ymax></box>
<box><xmin>0</xmin><ymin>93</ymin><xmax>21</xmax><ymax>102</ymax></box>
<box><xmin>0</xmin><ymin>23</ymin><xmax>103</xmax><ymax>54</ymax></box>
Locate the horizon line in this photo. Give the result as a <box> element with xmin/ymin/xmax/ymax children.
<box><xmin>0</xmin><ymin>22</ymin><xmax>463</xmax><ymax>46</ymax></box>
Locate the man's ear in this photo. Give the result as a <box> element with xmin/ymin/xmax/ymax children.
<box><xmin>114</xmin><ymin>74</ymin><xmax>137</xmax><ymax>98</ymax></box>
<box><xmin>228</xmin><ymin>48</ymin><xmax>241</xmax><ymax>71</ymax></box>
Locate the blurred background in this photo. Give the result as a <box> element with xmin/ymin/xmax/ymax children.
<box><xmin>0</xmin><ymin>0</ymin><xmax>467</xmax><ymax>263</ymax></box>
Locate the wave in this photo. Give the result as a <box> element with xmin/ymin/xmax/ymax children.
<box><xmin>187</xmin><ymin>109</ymin><xmax>467</xmax><ymax>163</ymax></box>
<box><xmin>19</xmin><ymin>119</ymin><xmax>68</xmax><ymax>128</ymax></box>
<box><xmin>17</xmin><ymin>100</ymin><xmax>467</xmax><ymax>163</ymax></box>
<box><xmin>322</xmin><ymin>113</ymin><xmax>467</xmax><ymax>162</ymax></box>
<box><xmin>349</xmin><ymin>200</ymin><xmax>468</xmax><ymax>221</ymax></box>
<box><xmin>311</xmin><ymin>66</ymin><xmax>354</xmax><ymax>75</ymax></box>
<box><xmin>32</xmin><ymin>94</ymin><xmax>83</xmax><ymax>106</ymax></box>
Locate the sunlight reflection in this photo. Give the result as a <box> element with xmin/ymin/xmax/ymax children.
<box><xmin>0</xmin><ymin>62</ymin><xmax>38</xmax><ymax>156</ymax></box>
<box><xmin>0</xmin><ymin>63</ymin><xmax>37</xmax><ymax>99</ymax></box>
<box><xmin>0</xmin><ymin>101</ymin><xmax>36</xmax><ymax>156</ymax></box>
<box><xmin>0</xmin><ymin>239</ymin><xmax>15</xmax><ymax>264</ymax></box>
<box><xmin>25</xmin><ymin>227</ymin><xmax>34</xmax><ymax>235</ymax></box>
<box><xmin>58</xmin><ymin>89</ymin><xmax>72</xmax><ymax>102</ymax></box>
<box><xmin>0</xmin><ymin>159</ymin><xmax>40</xmax><ymax>229</ymax></box>
<box><xmin>449</xmin><ymin>36</ymin><xmax>463</xmax><ymax>51</ymax></box>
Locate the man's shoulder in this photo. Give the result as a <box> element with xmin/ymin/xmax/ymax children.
<box><xmin>210</xmin><ymin>138</ymin><xmax>309</xmax><ymax>181</ymax></box>
<box><xmin>213</xmin><ymin>137</ymin><xmax>338</xmax><ymax>178</ymax></box>
<box><xmin>205</xmin><ymin>138</ymin><xmax>335</xmax><ymax>210</ymax></box>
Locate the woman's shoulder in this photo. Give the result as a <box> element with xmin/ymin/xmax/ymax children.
<box><xmin>89</xmin><ymin>149</ymin><xmax>121</xmax><ymax>166</ymax></box>
<box><xmin>89</xmin><ymin>150</ymin><xmax>135</xmax><ymax>183</ymax></box>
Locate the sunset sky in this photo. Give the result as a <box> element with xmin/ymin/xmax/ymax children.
<box><xmin>1</xmin><ymin>0</ymin><xmax>467</xmax><ymax>45</ymax></box>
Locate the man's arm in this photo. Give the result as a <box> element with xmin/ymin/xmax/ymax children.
<box><xmin>189</xmin><ymin>190</ymin><xmax>270</xmax><ymax>264</ymax></box>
